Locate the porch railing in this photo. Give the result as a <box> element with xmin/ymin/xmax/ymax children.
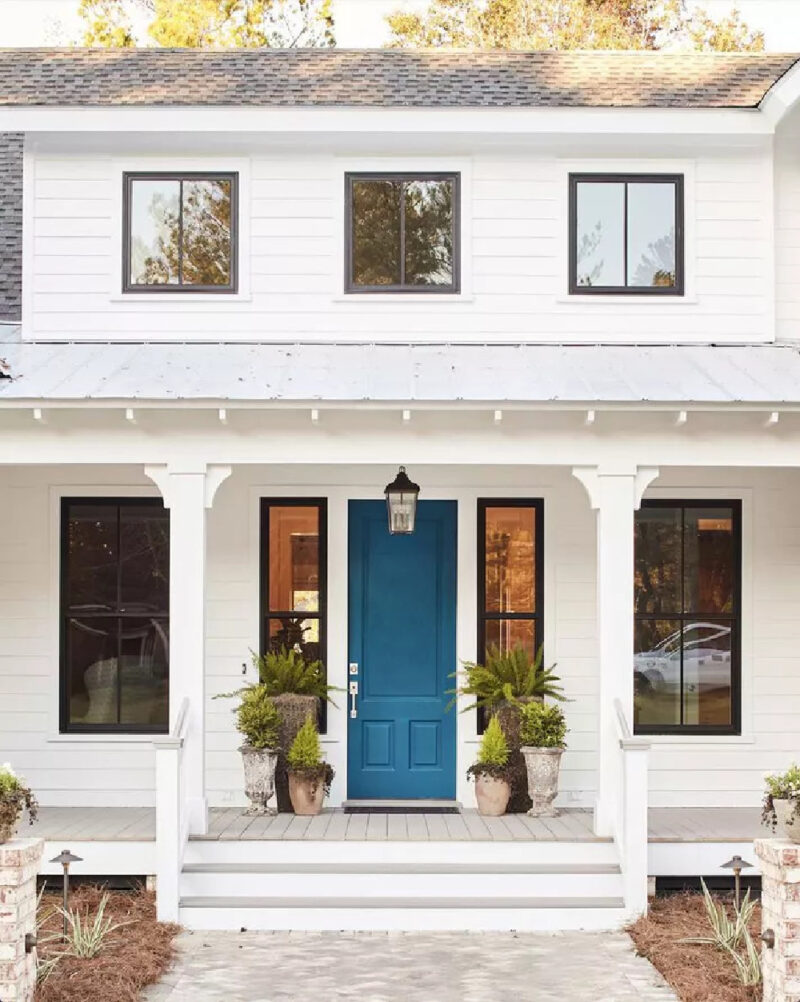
<box><xmin>612</xmin><ymin>698</ymin><xmax>651</xmax><ymax>919</ymax></box>
<box><xmin>153</xmin><ymin>697</ymin><xmax>191</xmax><ymax>923</ymax></box>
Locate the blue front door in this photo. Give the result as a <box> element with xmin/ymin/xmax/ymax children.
<box><xmin>348</xmin><ymin>500</ymin><xmax>457</xmax><ymax>800</ymax></box>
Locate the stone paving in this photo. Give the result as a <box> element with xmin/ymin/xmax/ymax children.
<box><xmin>144</xmin><ymin>929</ymin><xmax>679</xmax><ymax>1002</ymax></box>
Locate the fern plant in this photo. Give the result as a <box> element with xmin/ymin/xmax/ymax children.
<box><xmin>519</xmin><ymin>702</ymin><xmax>568</xmax><ymax>749</ymax></box>
<box><xmin>451</xmin><ymin>644</ymin><xmax>565</xmax><ymax>711</ymax></box>
<box><xmin>254</xmin><ymin>646</ymin><xmax>340</xmax><ymax>704</ymax></box>
<box><xmin>467</xmin><ymin>716</ymin><xmax>509</xmax><ymax>780</ymax></box>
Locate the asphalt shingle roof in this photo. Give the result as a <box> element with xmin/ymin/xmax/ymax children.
<box><xmin>0</xmin><ymin>133</ymin><xmax>22</xmax><ymax>323</ymax></box>
<box><xmin>0</xmin><ymin>48</ymin><xmax>797</xmax><ymax>109</ymax></box>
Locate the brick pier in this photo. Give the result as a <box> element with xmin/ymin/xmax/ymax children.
<box><xmin>0</xmin><ymin>838</ymin><xmax>43</xmax><ymax>1002</ymax></box>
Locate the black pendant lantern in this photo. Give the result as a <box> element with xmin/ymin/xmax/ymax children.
<box><xmin>384</xmin><ymin>466</ymin><xmax>420</xmax><ymax>535</ymax></box>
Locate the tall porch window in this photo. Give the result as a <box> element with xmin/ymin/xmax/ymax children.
<box><xmin>477</xmin><ymin>500</ymin><xmax>544</xmax><ymax>727</ymax></box>
<box><xmin>60</xmin><ymin>499</ymin><xmax>170</xmax><ymax>733</ymax></box>
<box><xmin>260</xmin><ymin>500</ymin><xmax>327</xmax><ymax>722</ymax></box>
<box><xmin>634</xmin><ymin>500</ymin><xmax>741</xmax><ymax>735</ymax></box>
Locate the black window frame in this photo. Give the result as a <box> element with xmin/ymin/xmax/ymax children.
<box><xmin>634</xmin><ymin>498</ymin><xmax>742</xmax><ymax>737</ymax></box>
<box><xmin>568</xmin><ymin>172</ymin><xmax>685</xmax><ymax>296</ymax></box>
<box><xmin>477</xmin><ymin>498</ymin><xmax>545</xmax><ymax>731</ymax></box>
<box><xmin>344</xmin><ymin>171</ymin><xmax>461</xmax><ymax>294</ymax></box>
<box><xmin>59</xmin><ymin>496</ymin><xmax>170</xmax><ymax>735</ymax></box>
<box><xmin>122</xmin><ymin>171</ymin><xmax>239</xmax><ymax>294</ymax></box>
<box><xmin>260</xmin><ymin>498</ymin><xmax>328</xmax><ymax>732</ymax></box>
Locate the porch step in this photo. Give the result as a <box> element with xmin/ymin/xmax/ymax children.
<box><xmin>178</xmin><ymin>840</ymin><xmax>626</xmax><ymax>931</ymax></box>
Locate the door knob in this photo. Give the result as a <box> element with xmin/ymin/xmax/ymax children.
<box><xmin>349</xmin><ymin>680</ymin><xmax>358</xmax><ymax>718</ymax></box>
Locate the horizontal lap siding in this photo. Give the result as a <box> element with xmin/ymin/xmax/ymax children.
<box><xmin>28</xmin><ymin>149</ymin><xmax>771</xmax><ymax>344</ymax></box>
<box><xmin>776</xmin><ymin>108</ymin><xmax>800</xmax><ymax>341</ymax></box>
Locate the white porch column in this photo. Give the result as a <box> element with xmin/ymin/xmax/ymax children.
<box><xmin>145</xmin><ymin>463</ymin><xmax>231</xmax><ymax>836</ymax></box>
<box><xmin>572</xmin><ymin>465</ymin><xmax>658</xmax><ymax>837</ymax></box>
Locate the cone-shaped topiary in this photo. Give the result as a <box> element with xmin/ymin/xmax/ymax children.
<box><xmin>235</xmin><ymin>685</ymin><xmax>281</xmax><ymax>750</ymax></box>
<box><xmin>467</xmin><ymin>715</ymin><xmax>509</xmax><ymax>780</ymax></box>
<box><xmin>288</xmin><ymin>715</ymin><xmax>323</xmax><ymax>769</ymax></box>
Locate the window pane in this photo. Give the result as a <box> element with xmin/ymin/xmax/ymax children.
<box><xmin>682</xmin><ymin>620</ymin><xmax>732</xmax><ymax>728</ymax></box>
<box><xmin>351</xmin><ymin>180</ymin><xmax>401</xmax><ymax>287</ymax></box>
<box><xmin>634</xmin><ymin>506</ymin><xmax>681</xmax><ymax>615</ymax></box>
<box><xmin>118</xmin><ymin>617</ymin><xmax>169</xmax><ymax>727</ymax></box>
<box><xmin>683</xmin><ymin>508</ymin><xmax>735</xmax><ymax>615</ymax></box>
<box><xmin>627</xmin><ymin>182</ymin><xmax>677</xmax><ymax>288</ymax></box>
<box><xmin>119</xmin><ymin>504</ymin><xmax>169</xmax><ymax>613</ymax></box>
<box><xmin>268</xmin><ymin>506</ymin><xmax>320</xmax><ymax>613</ymax></box>
<box><xmin>484</xmin><ymin>506</ymin><xmax>536</xmax><ymax>614</ymax></box>
<box><xmin>484</xmin><ymin>618</ymin><xmax>535</xmax><ymax>660</ymax></box>
<box><xmin>66</xmin><ymin>616</ymin><xmax>118</xmax><ymax>726</ymax></box>
<box><xmin>634</xmin><ymin>619</ymin><xmax>682</xmax><ymax>728</ymax></box>
<box><xmin>404</xmin><ymin>179</ymin><xmax>454</xmax><ymax>287</ymax></box>
<box><xmin>66</xmin><ymin>504</ymin><xmax>119</xmax><ymax>613</ymax></box>
<box><xmin>129</xmin><ymin>179</ymin><xmax>180</xmax><ymax>286</ymax></box>
<box><xmin>182</xmin><ymin>179</ymin><xmax>232</xmax><ymax>287</ymax></box>
<box><xmin>575</xmin><ymin>182</ymin><xmax>624</xmax><ymax>288</ymax></box>
<box><xmin>267</xmin><ymin>617</ymin><xmax>321</xmax><ymax>663</ymax></box>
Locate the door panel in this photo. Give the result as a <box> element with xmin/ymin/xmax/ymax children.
<box><xmin>348</xmin><ymin>500</ymin><xmax>457</xmax><ymax>799</ymax></box>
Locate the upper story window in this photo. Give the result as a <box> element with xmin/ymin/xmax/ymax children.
<box><xmin>634</xmin><ymin>500</ymin><xmax>741</xmax><ymax>736</ymax></box>
<box><xmin>61</xmin><ymin>498</ymin><xmax>170</xmax><ymax>734</ymax></box>
<box><xmin>123</xmin><ymin>172</ymin><xmax>238</xmax><ymax>293</ymax></box>
<box><xmin>345</xmin><ymin>173</ymin><xmax>460</xmax><ymax>293</ymax></box>
<box><xmin>569</xmin><ymin>174</ymin><xmax>684</xmax><ymax>295</ymax></box>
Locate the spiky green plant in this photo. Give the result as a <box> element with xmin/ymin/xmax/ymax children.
<box><xmin>451</xmin><ymin>644</ymin><xmax>565</xmax><ymax>712</ymax></box>
<box><xmin>467</xmin><ymin>715</ymin><xmax>510</xmax><ymax>781</ymax></box>
<box><xmin>519</xmin><ymin>701</ymin><xmax>568</xmax><ymax>749</ymax></box>
<box><xmin>288</xmin><ymin>715</ymin><xmax>323</xmax><ymax>770</ymax></box>
<box><xmin>254</xmin><ymin>646</ymin><xmax>340</xmax><ymax>704</ymax></box>
<box><xmin>42</xmin><ymin>892</ymin><xmax>133</xmax><ymax>960</ymax></box>
<box><xmin>681</xmin><ymin>880</ymin><xmax>761</xmax><ymax>988</ymax></box>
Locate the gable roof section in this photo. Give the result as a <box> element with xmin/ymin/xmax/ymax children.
<box><xmin>0</xmin><ymin>48</ymin><xmax>797</xmax><ymax>109</ymax></box>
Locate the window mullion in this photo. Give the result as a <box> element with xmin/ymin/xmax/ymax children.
<box><xmin>623</xmin><ymin>182</ymin><xmax>629</xmax><ymax>289</ymax></box>
<box><xmin>178</xmin><ymin>179</ymin><xmax>184</xmax><ymax>287</ymax></box>
<box><xmin>679</xmin><ymin>505</ymin><xmax>685</xmax><ymax>728</ymax></box>
<box><xmin>116</xmin><ymin>504</ymin><xmax>123</xmax><ymax>727</ymax></box>
<box><xmin>399</xmin><ymin>180</ymin><xmax>406</xmax><ymax>288</ymax></box>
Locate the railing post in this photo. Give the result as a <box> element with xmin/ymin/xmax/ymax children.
<box><xmin>621</xmin><ymin>737</ymin><xmax>650</xmax><ymax>920</ymax></box>
<box><xmin>153</xmin><ymin>735</ymin><xmax>181</xmax><ymax>923</ymax></box>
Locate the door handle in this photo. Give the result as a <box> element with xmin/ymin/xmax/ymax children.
<box><xmin>349</xmin><ymin>680</ymin><xmax>358</xmax><ymax>718</ymax></box>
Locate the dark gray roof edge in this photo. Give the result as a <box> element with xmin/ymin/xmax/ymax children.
<box><xmin>0</xmin><ymin>133</ymin><xmax>22</xmax><ymax>324</ymax></box>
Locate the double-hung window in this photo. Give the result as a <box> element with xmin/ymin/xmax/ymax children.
<box><xmin>345</xmin><ymin>172</ymin><xmax>460</xmax><ymax>293</ymax></box>
<box><xmin>634</xmin><ymin>500</ymin><xmax>741</xmax><ymax>735</ymax></box>
<box><xmin>61</xmin><ymin>498</ymin><xmax>170</xmax><ymax>733</ymax></box>
<box><xmin>123</xmin><ymin>172</ymin><xmax>238</xmax><ymax>292</ymax></box>
<box><xmin>569</xmin><ymin>173</ymin><xmax>684</xmax><ymax>295</ymax></box>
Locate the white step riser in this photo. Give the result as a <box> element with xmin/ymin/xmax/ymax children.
<box><xmin>184</xmin><ymin>840</ymin><xmax>617</xmax><ymax>867</ymax></box>
<box><xmin>179</xmin><ymin>906</ymin><xmax>629</xmax><ymax>933</ymax></box>
<box><xmin>180</xmin><ymin>871</ymin><xmax>623</xmax><ymax>899</ymax></box>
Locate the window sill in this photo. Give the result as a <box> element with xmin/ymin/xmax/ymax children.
<box><xmin>556</xmin><ymin>294</ymin><xmax>698</xmax><ymax>306</ymax></box>
<box><xmin>109</xmin><ymin>293</ymin><xmax>252</xmax><ymax>304</ymax></box>
<box><xmin>332</xmin><ymin>294</ymin><xmax>474</xmax><ymax>305</ymax></box>
<box><xmin>47</xmin><ymin>733</ymin><xmax>163</xmax><ymax>745</ymax></box>
<box><xmin>642</xmin><ymin>734</ymin><xmax>755</xmax><ymax>747</ymax></box>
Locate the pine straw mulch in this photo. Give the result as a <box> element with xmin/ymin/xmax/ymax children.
<box><xmin>35</xmin><ymin>885</ymin><xmax>180</xmax><ymax>1002</ymax></box>
<box><xmin>628</xmin><ymin>891</ymin><xmax>761</xmax><ymax>1002</ymax></box>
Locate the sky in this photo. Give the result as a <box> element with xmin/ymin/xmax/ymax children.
<box><xmin>2</xmin><ymin>0</ymin><xmax>800</xmax><ymax>48</ymax></box>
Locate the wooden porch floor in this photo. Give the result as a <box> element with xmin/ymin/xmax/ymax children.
<box><xmin>26</xmin><ymin>805</ymin><xmax>764</xmax><ymax>843</ymax></box>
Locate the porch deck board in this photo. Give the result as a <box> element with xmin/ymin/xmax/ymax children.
<box><xmin>25</xmin><ymin>805</ymin><xmax>765</xmax><ymax>844</ymax></box>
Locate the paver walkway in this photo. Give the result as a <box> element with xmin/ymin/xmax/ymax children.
<box><xmin>144</xmin><ymin>929</ymin><xmax>679</xmax><ymax>1002</ymax></box>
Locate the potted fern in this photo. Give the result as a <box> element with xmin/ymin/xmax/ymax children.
<box><xmin>467</xmin><ymin>716</ymin><xmax>511</xmax><ymax>816</ymax></box>
<box><xmin>254</xmin><ymin>646</ymin><xmax>340</xmax><ymax>812</ymax></box>
<box><xmin>287</xmin><ymin>715</ymin><xmax>334</xmax><ymax>816</ymax></box>
<box><xmin>453</xmin><ymin>644</ymin><xmax>565</xmax><ymax>812</ymax></box>
<box><xmin>519</xmin><ymin>702</ymin><xmax>568</xmax><ymax>817</ymax></box>
<box><xmin>762</xmin><ymin>764</ymin><xmax>800</xmax><ymax>843</ymax></box>
<box><xmin>0</xmin><ymin>763</ymin><xmax>37</xmax><ymax>843</ymax></box>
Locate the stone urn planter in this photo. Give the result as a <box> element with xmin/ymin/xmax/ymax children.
<box><xmin>288</xmin><ymin>765</ymin><xmax>333</xmax><ymax>816</ymax></box>
<box><xmin>520</xmin><ymin>747</ymin><xmax>564</xmax><ymax>817</ymax></box>
<box><xmin>473</xmin><ymin>771</ymin><xmax>511</xmax><ymax>817</ymax></box>
<box><xmin>774</xmin><ymin>799</ymin><xmax>800</xmax><ymax>843</ymax></box>
<box><xmin>240</xmin><ymin>745</ymin><xmax>279</xmax><ymax>815</ymax></box>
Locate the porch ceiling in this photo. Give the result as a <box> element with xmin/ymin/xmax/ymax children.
<box><xmin>2</xmin><ymin>332</ymin><xmax>800</xmax><ymax>407</ymax></box>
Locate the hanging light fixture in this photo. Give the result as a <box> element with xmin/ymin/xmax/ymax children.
<box><xmin>384</xmin><ymin>466</ymin><xmax>420</xmax><ymax>535</ymax></box>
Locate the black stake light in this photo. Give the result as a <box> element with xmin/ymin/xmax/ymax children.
<box><xmin>721</xmin><ymin>853</ymin><xmax>753</xmax><ymax>910</ymax></box>
<box><xmin>50</xmin><ymin>849</ymin><xmax>82</xmax><ymax>939</ymax></box>
<box><xmin>384</xmin><ymin>466</ymin><xmax>420</xmax><ymax>535</ymax></box>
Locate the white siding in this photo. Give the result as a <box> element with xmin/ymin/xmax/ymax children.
<box><xmin>775</xmin><ymin>106</ymin><xmax>800</xmax><ymax>342</ymax></box>
<box><xmin>26</xmin><ymin>144</ymin><xmax>773</xmax><ymax>345</ymax></box>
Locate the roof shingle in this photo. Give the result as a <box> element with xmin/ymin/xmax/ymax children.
<box><xmin>0</xmin><ymin>48</ymin><xmax>796</xmax><ymax>109</ymax></box>
<box><xmin>0</xmin><ymin>133</ymin><xmax>22</xmax><ymax>323</ymax></box>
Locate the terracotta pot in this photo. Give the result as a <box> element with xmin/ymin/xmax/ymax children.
<box><xmin>774</xmin><ymin>798</ymin><xmax>800</xmax><ymax>843</ymax></box>
<box><xmin>473</xmin><ymin>772</ymin><xmax>511</xmax><ymax>817</ymax></box>
<box><xmin>239</xmin><ymin>746</ymin><xmax>279</xmax><ymax>815</ymax></box>
<box><xmin>288</xmin><ymin>770</ymin><xmax>327</xmax><ymax>816</ymax></box>
<box><xmin>273</xmin><ymin>693</ymin><xmax>320</xmax><ymax>813</ymax></box>
<box><xmin>0</xmin><ymin>801</ymin><xmax>21</xmax><ymax>843</ymax></box>
<box><xmin>520</xmin><ymin>746</ymin><xmax>564</xmax><ymax>817</ymax></box>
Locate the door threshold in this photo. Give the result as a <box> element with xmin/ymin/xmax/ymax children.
<box><xmin>343</xmin><ymin>799</ymin><xmax>460</xmax><ymax>815</ymax></box>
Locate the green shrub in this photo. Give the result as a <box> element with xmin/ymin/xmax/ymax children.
<box><xmin>467</xmin><ymin>715</ymin><xmax>509</xmax><ymax>780</ymax></box>
<box><xmin>288</xmin><ymin>715</ymin><xmax>323</xmax><ymax>770</ymax></box>
<box><xmin>254</xmin><ymin>646</ymin><xmax>340</xmax><ymax>704</ymax></box>
<box><xmin>762</xmin><ymin>762</ymin><xmax>800</xmax><ymax>830</ymax></box>
<box><xmin>519</xmin><ymin>701</ymin><xmax>567</xmax><ymax>749</ymax></box>
<box><xmin>452</xmin><ymin>644</ymin><xmax>565</xmax><ymax>711</ymax></box>
<box><xmin>234</xmin><ymin>686</ymin><xmax>281</xmax><ymax>750</ymax></box>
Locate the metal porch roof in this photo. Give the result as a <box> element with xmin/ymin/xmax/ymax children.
<box><xmin>1</xmin><ymin>336</ymin><xmax>799</xmax><ymax>406</ymax></box>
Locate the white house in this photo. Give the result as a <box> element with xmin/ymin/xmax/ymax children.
<box><xmin>2</xmin><ymin>47</ymin><xmax>800</xmax><ymax>932</ymax></box>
